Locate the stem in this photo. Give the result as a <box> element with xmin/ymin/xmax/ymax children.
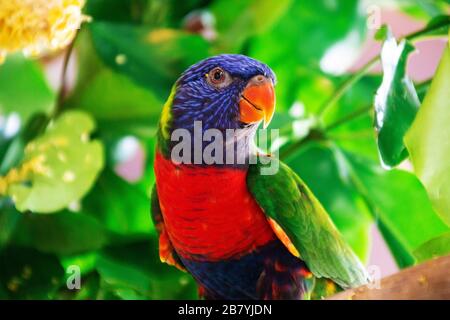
<box><xmin>54</xmin><ymin>38</ymin><xmax>76</xmax><ymax>118</ymax></box>
<box><xmin>279</xmin><ymin>129</ymin><xmax>325</xmax><ymax>160</ymax></box>
<box><xmin>325</xmin><ymin>105</ymin><xmax>372</xmax><ymax>132</ymax></box>
<box><xmin>405</xmin><ymin>16</ymin><xmax>450</xmax><ymax>40</ymax></box>
<box><xmin>317</xmin><ymin>57</ymin><xmax>378</xmax><ymax>117</ymax></box>
<box><xmin>279</xmin><ymin>138</ymin><xmax>311</xmax><ymax>161</ymax></box>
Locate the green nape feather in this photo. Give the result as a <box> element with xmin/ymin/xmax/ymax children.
<box><xmin>247</xmin><ymin>158</ymin><xmax>369</xmax><ymax>289</ymax></box>
<box><xmin>157</xmin><ymin>85</ymin><xmax>176</xmax><ymax>158</ymax></box>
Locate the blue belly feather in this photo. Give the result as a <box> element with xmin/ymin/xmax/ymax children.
<box><xmin>181</xmin><ymin>240</ymin><xmax>311</xmax><ymax>300</ymax></box>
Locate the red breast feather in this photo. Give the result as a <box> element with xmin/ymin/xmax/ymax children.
<box><xmin>154</xmin><ymin>152</ymin><xmax>275</xmax><ymax>261</ymax></box>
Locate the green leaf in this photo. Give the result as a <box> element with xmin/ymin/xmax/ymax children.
<box><xmin>345</xmin><ymin>152</ymin><xmax>449</xmax><ymax>267</ymax></box>
<box><xmin>70</xmin><ymin>28</ymin><xmax>105</xmax><ymax>97</ymax></box>
<box><xmin>0</xmin><ymin>136</ymin><xmax>25</xmax><ymax>175</ymax></box>
<box><xmin>8</xmin><ymin>111</ymin><xmax>104</xmax><ymax>213</ymax></box>
<box><xmin>11</xmin><ymin>211</ymin><xmax>108</xmax><ymax>255</ymax></box>
<box><xmin>0</xmin><ymin>283</ymin><xmax>8</xmax><ymax>299</ymax></box>
<box><xmin>0</xmin><ymin>199</ymin><xmax>21</xmax><ymax>250</ymax></box>
<box><xmin>376</xmin><ymin>219</ymin><xmax>415</xmax><ymax>268</ymax></box>
<box><xmin>405</xmin><ymin>44</ymin><xmax>450</xmax><ymax>225</ymax></box>
<box><xmin>413</xmin><ymin>232</ymin><xmax>450</xmax><ymax>263</ymax></box>
<box><xmin>401</xmin><ymin>2</ymin><xmax>450</xmax><ymax>20</ymax></box>
<box><xmin>86</xmin><ymin>0</ymin><xmax>217</xmax><ymax>29</ymax></box>
<box><xmin>284</xmin><ymin>143</ymin><xmax>373</xmax><ymax>262</ymax></box>
<box><xmin>85</xmin><ymin>0</ymin><xmax>151</xmax><ymax>24</ymax></box>
<box><xmin>374</xmin><ymin>31</ymin><xmax>419</xmax><ymax>167</ymax></box>
<box><xmin>60</xmin><ymin>252</ymin><xmax>98</xmax><ymax>276</ymax></box>
<box><xmin>83</xmin><ymin>169</ymin><xmax>153</xmax><ymax>236</ymax></box>
<box><xmin>0</xmin><ymin>113</ymin><xmax>50</xmax><ymax>177</ymax></box>
<box><xmin>294</xmin><ymin>70</ymin><xmax>336</xmax><ymax>115</ymax></box>
<box><xmin>66</xmin><ymin>29</ymin><xmax>160</xmax><ymax>141</ymax></box>
<box><xmin>211</xmin><ymin>0</ymin><xmax>292</xmax><ymax>52</ymax></box>
<box><xmin>67</xmin><ymin>67</ymin><xmax>161</xmax><ymax>139</ymax></box>
<box><xmin>90</xmin><ymin>22</ymin><xmax>209</xmax><ymax>99</ymax></box>
<box><xmin>96</xmin><ymin>239</ymin><xmax>197</xmax><ymax>299</ymax></box>
<box><xmin>423</xmin><ymin>14</ymin><xmax>450</xmax><ymax>36</ymax></box>
<box><xmin>0</xmin><ymin>246</ymin><xmax>64</xmax><ymax>299</ymax></box>
<box><xmin>0</xmin><ymin>55</ymin><xmax>55</xmax><ymax>124</ymax></box>
<box><xmin>73</xmin><ymin>68</ymin><xmax>162</xmax><ymax>123</ymax></box>
<box><xmin>374</xmin><ymin>24</ymin><xmax>389</xmax><ymax>41</ymax></box>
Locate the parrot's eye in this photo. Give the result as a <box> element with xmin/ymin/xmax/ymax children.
<box><xmin>207</xmin><ymin>67</ymin><xmax>232</xmax><ymax>89</ymax></box>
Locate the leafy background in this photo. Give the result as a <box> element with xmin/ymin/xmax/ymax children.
<box><xmin>0</xmin><ymin>0</ymin><xmax>449</xmax><ymax>299</ymax></box>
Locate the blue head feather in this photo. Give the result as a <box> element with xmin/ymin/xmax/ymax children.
<box><xmin>171</xmin><ymin>54</ymin><xmax>276</xmax><ymax>132</ymax></box>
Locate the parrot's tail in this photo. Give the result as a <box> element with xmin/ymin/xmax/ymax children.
<box><xmin>256</xmin><ymin>248</ymin><xmax>315</xmax><ymax>300</ymax></box>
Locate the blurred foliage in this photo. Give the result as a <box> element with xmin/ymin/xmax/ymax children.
<box><xmin>413</xmin><ymin>232</ymin><xmax>450</xmax><ymax>263</ymax></box>
<box><xmin>0</xmin><ymin>56</ymin><xmax>55</xmax><ymax>125</ymax></box>
<box><xmin>8</xmin><ymin>111</ymin><xmax>104</xmax><ymax>213</ymax></box>
<box><xmin>0</xmin><ymin>0</ymin><xmax>449</xmax><ymax>299</ymax></box>
<box><xmin>405</xmin><ymin>44</ymin><xmax>450</xmax><ymax>225</ymax></box>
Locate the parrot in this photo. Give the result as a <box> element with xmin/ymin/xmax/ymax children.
<box><xmin>151</xmin><ymin>54</ymin><xmax>369</xmax><ymax>300</ymax></box>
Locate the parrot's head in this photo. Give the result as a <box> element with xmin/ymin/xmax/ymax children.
<box><xmin>162</xmin><ymin>54</ymin><xmax>275</xmax><ymax>131</ymax></box>
<box><xmin>158</xmin><ymin>54</ymin><xmax>276</xmax><ymax>163</ymax></box>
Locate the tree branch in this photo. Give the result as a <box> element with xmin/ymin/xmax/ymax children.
<box><xmin>53</xmin><ymin>36</ymin><xmax>77</xmax><ymax>118</ymax></box>
<box><xmin>328</xmin><ymin>255</ymin><xmax>450</xmax><ymax>300</ymax></box>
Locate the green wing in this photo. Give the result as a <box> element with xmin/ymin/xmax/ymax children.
<box><xmin>247</xmin><ymin>159</ymin><xmax>369</xmax><ymax>289</ymax></box>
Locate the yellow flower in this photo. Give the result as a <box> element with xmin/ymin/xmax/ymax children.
<box><xmin>0</xmin><ymin>0</ymin><xmax>89</xmax><ymax>63</ymax></box>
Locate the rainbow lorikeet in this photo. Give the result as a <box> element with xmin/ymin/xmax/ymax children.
<box><xmin>151</xmin><ymin>54</ymin><xmax>369</xmax><ymax>300</ymax></box>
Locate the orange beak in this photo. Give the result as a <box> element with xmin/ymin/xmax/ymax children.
<box><xmin>239</xmin><ymin>75</ymin><xmax>275</xmax><ymax>128</ymax></box>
